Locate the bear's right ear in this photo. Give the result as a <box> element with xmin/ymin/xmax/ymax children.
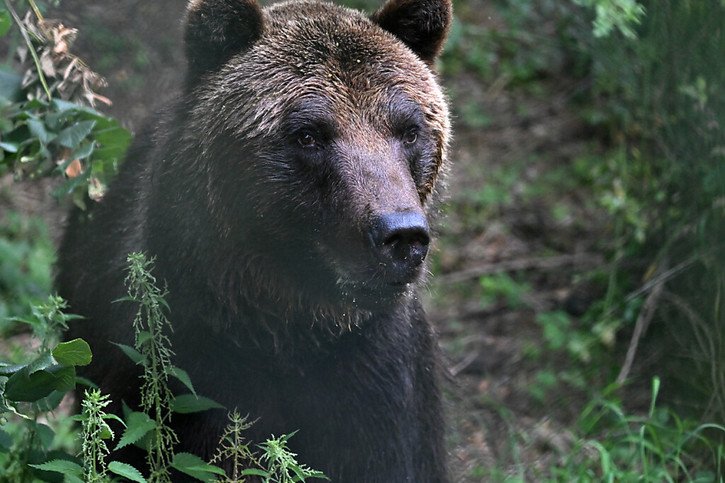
<box><xmin>184</xmin><ymin>0</ymin><xmax>264</xmax><ymax>85</ymax></box>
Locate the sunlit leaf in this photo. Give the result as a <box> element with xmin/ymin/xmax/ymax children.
<box><xmin>52</xmin><ymin>338</ymin><xmax>92</xmax><ymax>366</ymax></box>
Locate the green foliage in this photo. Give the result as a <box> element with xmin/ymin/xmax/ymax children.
<box><xmin>0</xmin><ymin>95</ymin><xmax>131</xmax><ymax>207</ymax></box>
<box><xmin>250</xmin><ymin>432</ymin><xmax>328</xmax><ymax>483</ymax></box>
<box><xmin>572</xmin><ymin>0</ymin><xmax>645</xmax><ymax>38</ymax></box>
<box><xmin>579</xmin><ymin>0</ymin><xmax>725</xmax><ymax>420</ymax></box>
<box><xmin>551</xmin><ymin>378</ymin><xmax>725</xmax><ymax>481</ymax></box>
<box><xmin>123</xmin><ymin>252</ymin><xmax>178</xmax><ymax>482</ymax></box>
<box><xmin>79</xmin><ymin>389</ymin><xmax>122</xmax><ymax>482</ymax></box>
<box><xmin>7</xmin><ymin>294</ymin><xmax>80</xmax><ymax>351</ymax></box>
<box><xmin>0</xmin><ymin>295</ymin><xmax>90</xmax><ymax>482</ymax></box>
<box><xmin>208</xmin><ymin>410</ymin><xmax>327</xmax><ymax>483</ymax></box>
<box><xmin>210</xmin><ymin>410</ymin><xmax>259</xmax><ymax>482</ymax></box>
<box><xmin>480</xmin><ymin>273</ymin><xmax>531</xmax><ymax>310</ymax></box>
<box><xmin>0</xmin><ymin>0</ymin><xmax>131</xmax><ymax>208</ymax></box>
<box><xmin>0</xmin><ymin>213</ymin><xmax>53</xmax><ymax>326</ymax></box>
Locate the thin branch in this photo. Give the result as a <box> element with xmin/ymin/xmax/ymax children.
<box><xmin>437</xmin><ymin>253</ymin><xmax>604</xmax><ymax>285</ymax></box>
<box><xmin>623</xmin><ymin>255</ymin><xmax>697</xmax><ymax>303</ymax></box>
<box><xmin>4</xmin><ymin>0</ymin><xmax>52</xmax><ymax>100</ymax></box>
<box><xmin>616</xmin><ymin>262</ymin><xmax>668</xmax><ymax>385</ymax></box>
<box><xmin>27</xmin><ymin>0</ymin><xmax>43</xmax><ymax>21</ymax></box>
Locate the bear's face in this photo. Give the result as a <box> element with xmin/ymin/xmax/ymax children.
<box><xmin>182</xmin><ymin>0</ymin><xmax>451</xmax><ymax>315</ymax></box>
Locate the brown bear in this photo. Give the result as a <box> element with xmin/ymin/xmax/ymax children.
<box><xmin>57</xmin><ymin>0</ymin><xmax>452</xmax><ymax>481</ymax></box>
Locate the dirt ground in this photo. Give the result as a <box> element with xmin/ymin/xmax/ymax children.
<box><xmin>33</xmin><ymin>1</ymin><xmax>613</xmax><ymax>480</ymax></box>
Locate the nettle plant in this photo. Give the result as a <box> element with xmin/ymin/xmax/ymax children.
<box><xmin>1</xmin><ymin>254</ymin><xmax>326</xmax><ymax>482</ymax></box>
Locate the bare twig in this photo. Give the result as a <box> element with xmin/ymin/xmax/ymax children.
<box><xmin>450</xmin><ymin>351</ymin><xmax>480</xmax><ymax>377</ymax></box>
<box><xmin>437</xmin><ymin>253</ymin><xmax>603</xmax><ymax>285</ymax></box>
<box><xmin>616</xmin><ymin>263</ymin><xmax>668</xmax><ymax>385</ymax></box>
<box><xmin>623</xmin><ymin>255</ymin><xmax>697</xmax><ymax>303</ymax></box>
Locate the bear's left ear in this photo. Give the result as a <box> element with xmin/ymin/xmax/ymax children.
<box><xmin>371</xmin><ymin>0</ymin><xmax>452</xmax><ymax>65</ymax></box>
<box><xmin>184</xmin><ymin>0</ymin><xmax>265</xmax><ymax>86</ymax></box>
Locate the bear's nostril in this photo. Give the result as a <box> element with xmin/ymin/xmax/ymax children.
<box><xmin>371</xmin><ymin>212</ymin><xmax>430</xmax><ymax>269</ymax></box>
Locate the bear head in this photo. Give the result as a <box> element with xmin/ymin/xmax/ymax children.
<box><xmin>173</xmin><ymin>0</ymin><xmax>452</xmax><ymax>328</ymax></box>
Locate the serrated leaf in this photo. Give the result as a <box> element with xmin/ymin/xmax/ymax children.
<box><xmin>108</xmin><ymin>461</ymin><xmax>147</xmax><ymax>483</ymax></box>
<box><xmin>111</xmin><ymin>342</ymin><xmax>144</xmax><ymax>364</ymax></box>
<box><xmin>28</xmin><ymin>459</ymin><xmax>83</xmax><ymax>476</ymax></box>
<box><xmin>171</xmin><ymin>366</ymin><xmax>197</xmax><ymax>397</ymax></box>
<box><xmin>103</xmin><ymin>412</ymin><xmax>126</xmax><ymax>427</ymax></box>
<box><xmin>172</xmin><ymin>394</ymin><xmax>224</xmax><ymax>414</ymax></box>
<box><xmin>171</xmin><ymin>452</ymin><xmax>226</xmax><ymax>481</ymax></box>
<box><xmin>56</xmin><ymin>120</ymin><xmax>96</xmax><ymax>149</ymax></box>
<box><xmin>52</xmin><ymin>338</ymin><xmax>92</xmax><ymax>366</ymax></box>
<box><xmin>116</xmin><ymin>412</ymin><xmax>155</xmax><ymax>450</ymax></box>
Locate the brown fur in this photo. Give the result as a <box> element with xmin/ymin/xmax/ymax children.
<box><xmin>58</xmin><ymin>1</ymin><xmax>453</xmax><ymax>480</ymax></box>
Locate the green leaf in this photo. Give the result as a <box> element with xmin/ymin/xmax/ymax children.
<box><xmin>75</xmin><ymin>376</ymin><xmax>98</xmax><ymax>388</ymax></box>
<box><xmin>4</xmin><ymin>365</ymin><xmax>75</xmax><ymax>402</ymax></box>
<box><xmin>56</xmin><ymin>120</ymin><xmax>96</xmax><ymax>149</ymax></box>
<box><xmin>116</xmin><ymin>411</ymin><xmax>156</xmax><ymax>450</ymax></box>
<box><xmin>34</xmin><ymin>389</ymin><xmax>67</xmax><ymax>412</ymax></box>
<box><xmin>171</xmin><ymin>366</ymin><xmax>197</xmax><ymax>397</ymax></box>
<box><xmin>111</xmin><ymin>342</ymin><xmax>145</xmax><ymax>364</ymax></box>
<box><xmin>27</xmin><ymin>421</ymin><xmax>56</xmax><ymax>448</ymax></box>
<box><xmin>29</xmin><ymin>459</ymin><xmax>83</xmax><ymax>476</ymax></box>
<box><xmin>241</xmin><ymin>468</ymin><xmax>271</xmax><ymax>477</ymax></box>
<box><xmin>25</xmin><ymin>352</ymin><xmax>57</xmax><ymax>375</ymax></box>
<box><xmin>92</xmin><ymin>121</ymin><xmax>132</xmax><ymax>161</ymax></box>
<box><xmin>27</xmin><ymin>118</ymin><xmax>55</xmax><ymax>145</ymax></box>
<box><xmin>171</xmin><ymin>452</ymin><xmax>226</xmax><ymax>481</ymax></box>
<box><xmin>51</xmin><ymin>99</ymin><xmax>83</xmax><ymax>114</ymax></box>
<box><xmin>172</xmin><ymin>394</ymin><xmax>224</xmax><ymax>414</ymax></box>
<box><xmin>0</xmin><ymin>141</ymin><xmax>19</xmax><ymax>153</ymax></box>
<box><xmin>108</xmin><ymin>461</ymin><xmax>147</xmax><ymax>483</ymax></box>
<box><xmin>69</xmin><ymin>141</ymin><xmax>95</xmax><ymax>161</ymax></box>
<box><xmin>52</xmin><ymin>338</ymin><xmax>92</xmax><ymax>366</ymax></box>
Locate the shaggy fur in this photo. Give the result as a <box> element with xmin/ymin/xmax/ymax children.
<box><xmin>57</xmin><ymin>1</ymin><xmax>453</xmax><ymax>481</ymax></box>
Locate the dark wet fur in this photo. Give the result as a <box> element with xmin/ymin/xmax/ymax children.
<box><xmin>57</xmin><ymin>1</ymin><xmax>452</xmax><ymax>481</ymax></box>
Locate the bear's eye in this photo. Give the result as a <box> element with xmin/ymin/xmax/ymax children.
<box><xmin>402</xmin><ymin>127</ymin><xmax>419</xmax><ymax>146</ymax></box>
<box><xmin>298</xmin><ymin>132</ymin><xmax>318</xmax><ymax>149</ymax></box>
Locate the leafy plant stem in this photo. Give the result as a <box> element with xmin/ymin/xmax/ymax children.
<box><xmin>3</xmin><ymin>0</ymin><xmax>52</xmax><ymax>100</ymax></box>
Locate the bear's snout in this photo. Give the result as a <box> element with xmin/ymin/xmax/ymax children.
<box><xmin>369</xmin><ymin>211</ymin><xmax>430</xmax><ymax>283</ymax></box>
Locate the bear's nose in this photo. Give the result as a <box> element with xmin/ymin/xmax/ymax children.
<box><xmin>370</xmin><ymin>212</ymin><xmax>430</xmax><ymax>281</ymax></box>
